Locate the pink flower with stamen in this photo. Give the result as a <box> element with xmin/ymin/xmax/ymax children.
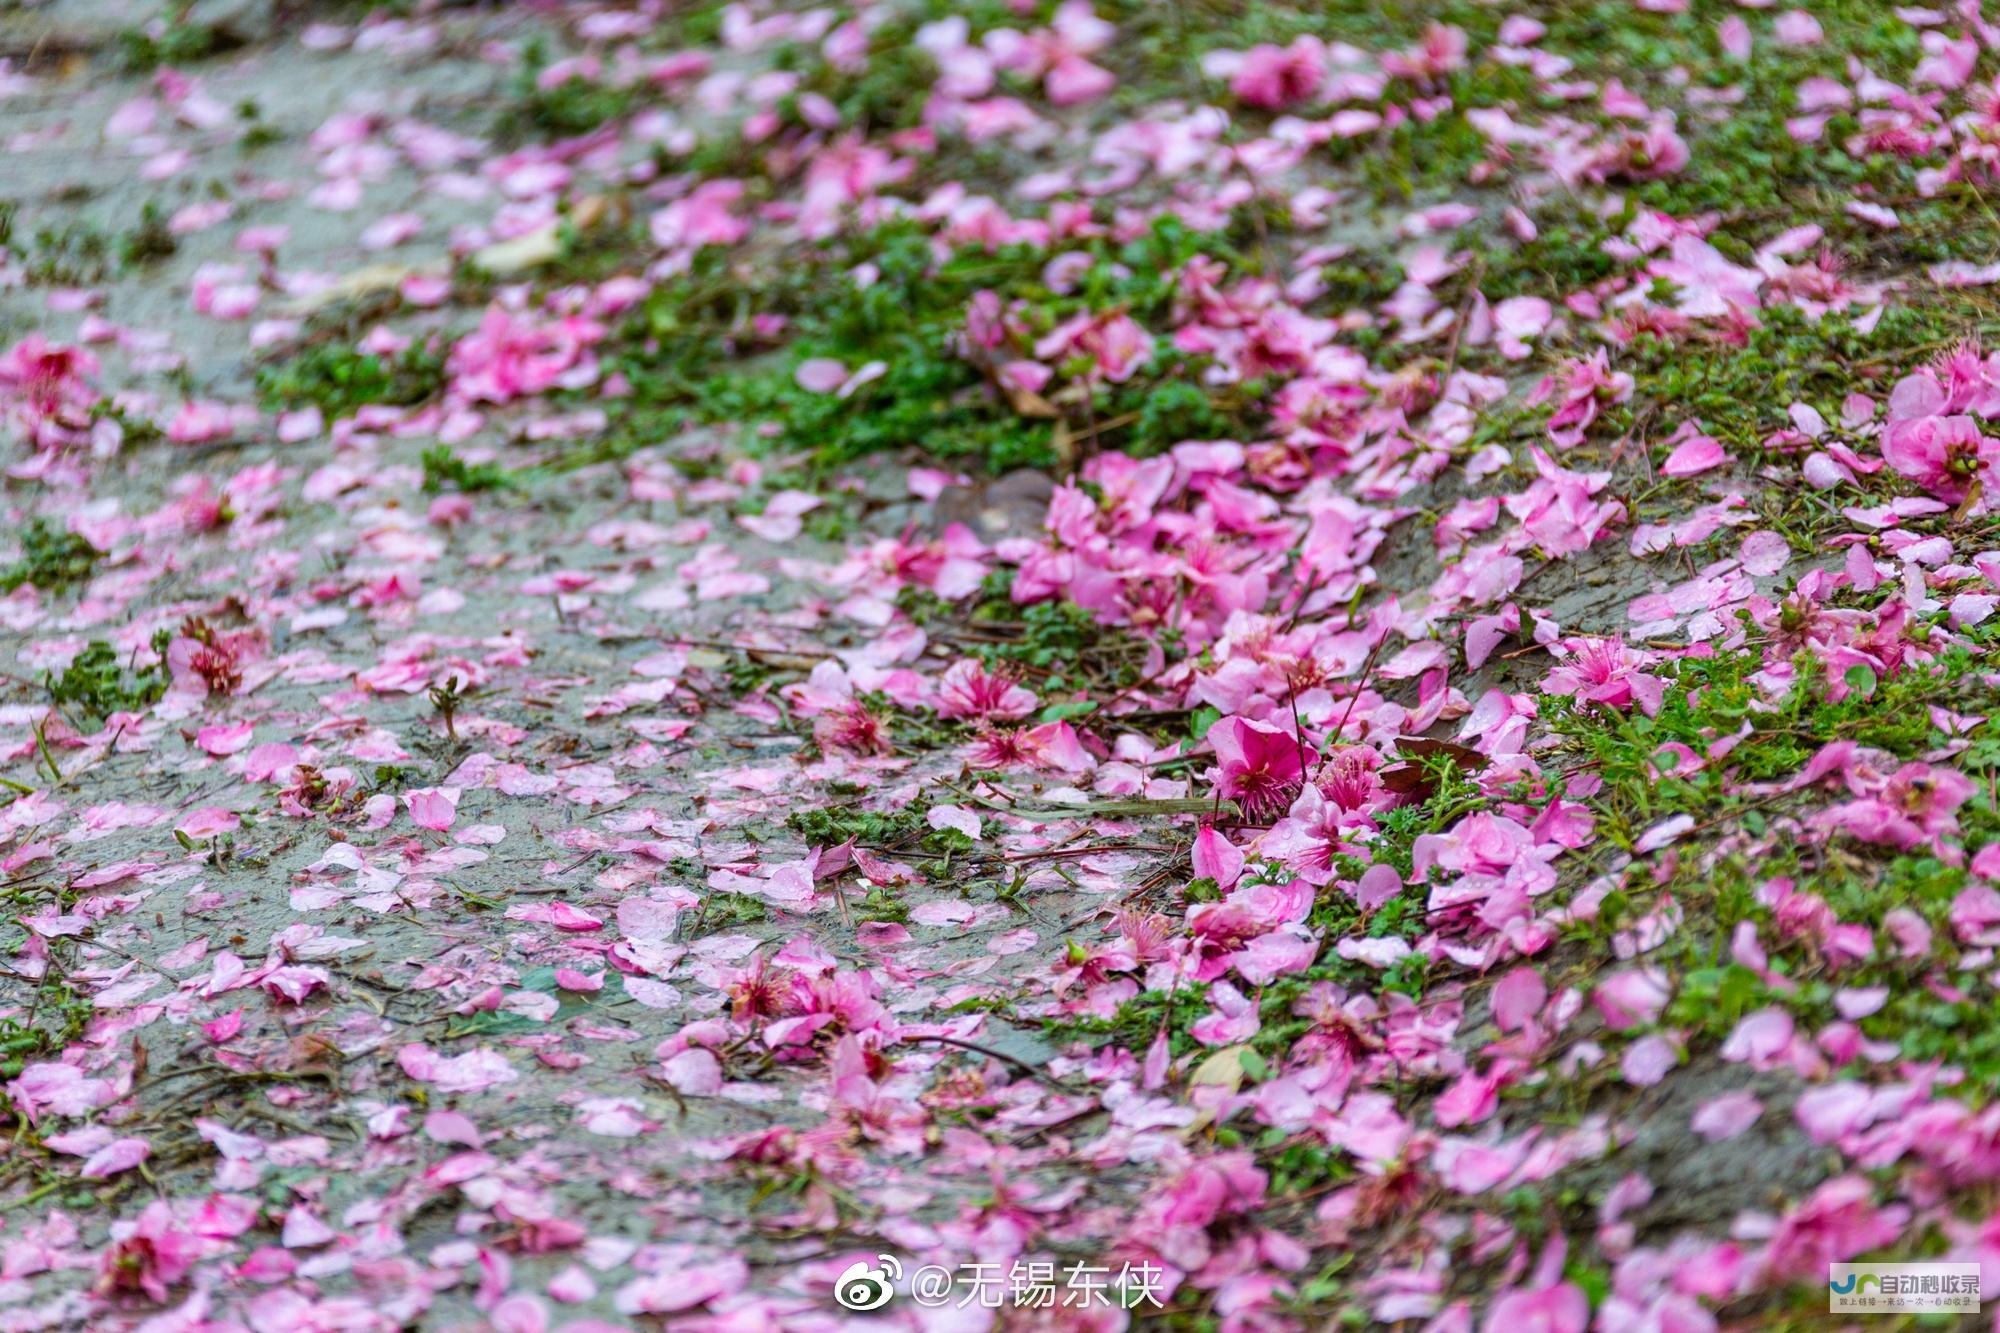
<box><xmin>95</xmin><ymin>1201</ymin><xmax>206</xmax><ymax>1304</ymax></box>
<box><xmin>1209</xmin><ymin>716</ymin><xmax>1306</xmax><ymax>819</ymax></box>
<box><xmin>0</xmin><ymin>336</ymin><xmax>99</xmax><ymax>449</ymax></box>
<box><xmin>1541</xmin><ymin>636</ymin><xmax>1666</xmax><ymax>715</ymax></box>
<box><xmin>1881</xmin><ymin>413</ymin><xmax>1995</xmax><ymax>506</ymax></box>
<box><xmin>936</xmin><ymin>658</ymin><xmax>1038</xmax><ymax>721</ymax></box>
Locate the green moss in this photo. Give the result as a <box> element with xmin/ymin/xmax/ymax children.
<box><xmin>591</xmin><ymin>216</ymin><xmax>1264</xmax><ymax>474</ymax></box>
<box><xmin>1536</xmin><ymin>609</ymin><xmax>2000</xmax><ymax>1089</ymax></box>
<box><xmin>1047</xmin><ymin>983</ymin><xmax>1214</xmax><ymax>1059</ymax></box>
<box><xmin>421</xmin><ymin>445</ymin><xmax>514</xmax><ymax>495</ymax></box>
<box><xmin>0</xmin><ymin>975</ymin><xmax>92</xmax><ymax>1084</ymax></box>
<box><xmin>45</xmin><ymin>638</ymin><xmax>168</xmax><ymax>723</ymax></box>
<box><xmin>498</xmin><ymin>38</ymin><xmax>637</xmax><ymax>140</ymax></box>
<box><xmin>24</xmin><ymin>221</ymin><xmax>112</xmax><ymax>287</ymax></box>
<box><xmin>785</xmin><ymin>805</ymin><xmax>923</xmax><ymax>844</ymax></box>
<box><xmin>912</xmin><ymin>579</ymin><xmax>1162</xmax><ymax>694</ymax></box>
<box><xmin>116</xmin><ymin>202</ymin><xmax>177</xmax><ymax>268</ymax></box>
<box><xmin>256</xmin><ymin>342</ymin><xmax>446</xmax><ymax>418</ymax></box>
<box><xmin>1332</xmin><ymin>63</ymin><xmax>1546</xmax><ymax>203</ymax></box>
<box><xmin>118</xmin><ymin>12</ymin><xmax>238</xmax><ymax>73</ymax></box>
<box><xmin>797</xmin><ymin>25</ymin><xmax>937</xmax><ymax>132</ymax></box>
<box><xmin>0</xmin><ymin>520</ymin><xmax>98</xmax><ymax>595</ymax></box>
<box><xmin>1479</xmin><ymin>221</ymin><xmax>1623</xmax><ymax>304</ymax></box>
<box><xmin>689</xmin><ymin>891</ymin><xmax>769</xmax><ymax>932</ymax></box>
<box><xmin>1614</xmin><ymin>304</ymin><xmax>1993</xmax><ymax>459</ymax></box>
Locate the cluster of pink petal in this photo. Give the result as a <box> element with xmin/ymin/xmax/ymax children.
<box><xmin>0</xmin><ymin>336</ymin><xmax>99</xmax><ymax>451</ymax></box>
